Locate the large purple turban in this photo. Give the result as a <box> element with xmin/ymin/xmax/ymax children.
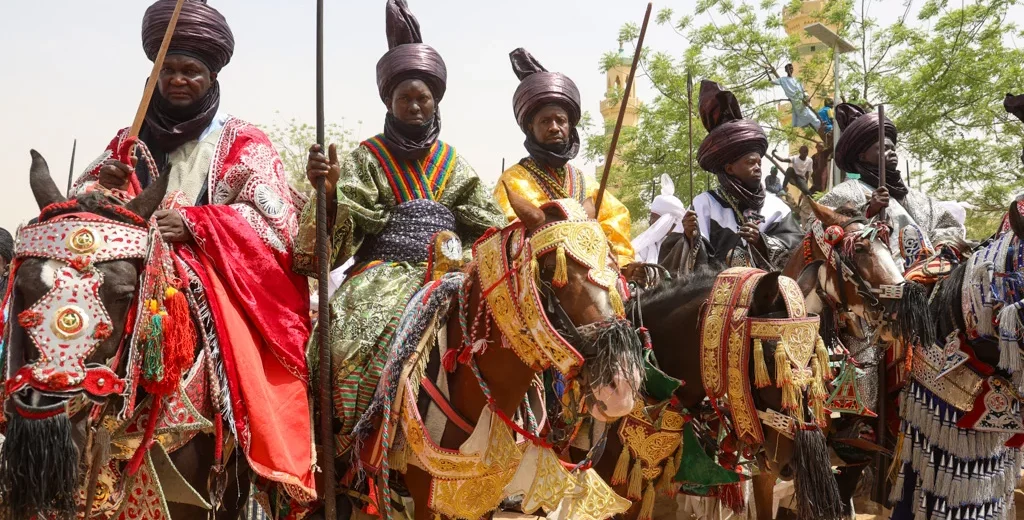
<box><xmin>509</xmin><ymin>48</ymin><xmax>581</xmax><ymax>131</ymax></box>
<box><xmin>696</xmin><ymin>80</ymin><xmax>768</xmax><ymax>174</ymax></box>
<box><xmin>142</xmin><ymin>0</ymin><xmax>234</xmax><ymax>73</ymax></box>
<box><xmin>376</xmin><ymin>0</ymin><xmax>447</xmax><ymax>104</ymax></box>
<box><xmin>833</xmin><ymin>103</ymin><xmax>897</xmax><ymax>175</ymax></box>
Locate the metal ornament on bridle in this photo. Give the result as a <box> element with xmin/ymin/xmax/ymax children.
<box><xmin>5</xmin><ymin>217</ymin><xmax>149</xmax><ymax>399</ymax></box>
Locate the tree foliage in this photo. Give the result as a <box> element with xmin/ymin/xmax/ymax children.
<box><xmin>262</xmin><ymin>114</ymin><xmax>358</xmax><ymax>197</ymax></box>
<box><xmin>590</xmin><ymin>0</ymin><xmax>1024</xmax><ymax>238</ymax></box>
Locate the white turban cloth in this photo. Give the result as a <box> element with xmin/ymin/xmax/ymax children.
<box><xmin>632</xmin><ymin>174</ymin><xmax>687</xmax><ymax>264</ymax></box>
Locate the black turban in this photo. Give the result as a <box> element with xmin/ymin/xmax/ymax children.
<box><xmin>376</xmin><ymin>0</ymin><xmax>447</xmax><ymax>104</ymax></box>
<box><xmin>833</xmin><ymin>103</ymin><xmax>898</xmax><ymax>175</ymax></box>
<box><xmin>510</xmin><ymin>48</ymin><xmax>581</xmax><ymax>131</ymax></box>
<box><xmin>696</xmin><ymin>80</ymin><xmax>768</xmax><ymax>175</ymax></box>
<box><xmin>0</xmin><ymin>228</ymin><xmax>11</xmax><ymax>263</ymax></box>
<box><xmin>142</xmin><ymin>0</ymin><xmax>234</xmax><ymax>73</ymax></box>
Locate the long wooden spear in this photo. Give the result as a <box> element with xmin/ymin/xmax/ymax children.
<box><xmin>66</xmin><ymin>139</ymin><xmax>77</xmax><ymax>197</ymax></box>
<box><xmin>874</xmin><ymin>102</ymin><xmax>888</xmax><ymax>506</ymax></box>
<box><xmin>128</xmin><ymin>0</ymin><xmax>186</xmax><ymax>139</ymax></box>
<box><xmin>594</xmin><ymin>2</ymin><xmax>653</xmax><ymax>215</ymax></box>
<box><xmin>687</xmin><ymin>68</ymin><xmax>694</xmax><ymax>202</ymax></box>
<box><xmin>315</xmin><ymin>0</ymin><xmax>337</xmax><ymax>517</ymax></box>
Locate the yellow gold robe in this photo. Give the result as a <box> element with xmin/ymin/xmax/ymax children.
<box><xmin>494</xmin><ymin>158</ymin><xmax>634</xmax><ymax>267</ymax></box>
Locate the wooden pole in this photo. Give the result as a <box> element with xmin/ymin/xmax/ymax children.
<box><xmin>594</xmin><ymin>2</ymin><xmax>653</xmax><ymax>215</ymax></box>
<box><xmin>315</xmin><ymin>0</ymin><xmax>336</xmax><ymax>517</ymax></box>
<box><xmin>66</xmin><ymin>139</ymin><xmax>76</xmax><ymax>197</ymax></box>
<box><xmin>687</xmin><ymin>68</ymin><xmax>694</xmax><ymax>203</ymax></box>
<box><xmin>873</xmin><ymin>103</ymin><xmax>888</xmax><ymax>506</ymax></box>
<box><xmin>128</xmin><ymin>0</ymin><xmax>187</xmax><ymax>139</ymax></box>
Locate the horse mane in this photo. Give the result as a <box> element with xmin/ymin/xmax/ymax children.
<box><xmin>37</xmin><ymin>192</ymin><xmax>147</xmax><ymax>227</ymax></box>
<box><xmin>629</xmin><ymin>264</ymin><xmax>723</xmax><ymax>319</ymax></box>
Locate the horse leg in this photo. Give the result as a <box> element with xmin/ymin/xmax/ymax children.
<box><xmin>403</xmin><ymin>466</ymin><xmax>435</xmax><ymax>520</ymax></box>
<box><xmin>164</xmin><ymin>432</ymin><xmax>251</xmax><ymax>520</ymax></box>
<box><xmin>751</xmin><ymin>472</ymin><xmax>776</xmax><ymax>520</ymax></box>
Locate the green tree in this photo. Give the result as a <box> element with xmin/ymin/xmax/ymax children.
<box><xmin>262</xmin><ymin>114</ymin><xmax>358</xmax><ymax>197</ymax></box>
<box><xmin>592</xmin><ymin>0</ymin><xmax>1024</xmax><ymax>238</ymax></box>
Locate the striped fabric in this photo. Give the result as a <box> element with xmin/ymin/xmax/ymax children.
<box><xmin>361</xmin><ymin>136</ymin><xmax>456</xmax><ymax>203</ymax></box>
<box><xmin>335</xmin><ymin>314</ymin><xmax>400</xmax><ymax>455</ymax></box>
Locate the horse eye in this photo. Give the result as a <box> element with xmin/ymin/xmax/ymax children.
<box><xmin>854</xmin><ymin>242</ymin><xmax>868</xmax><ymax>254</ymax></box>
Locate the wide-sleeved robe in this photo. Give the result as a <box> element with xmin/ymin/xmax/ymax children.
<box><xmin>668</xmin><ymin>190</ymin><xmax>803</xmax><ymax>274</ymax></box>
<box><xmin>294</xmin><ymin>137</ymin><xmax>505</xmax><ymax>454</ymax></box>
<box><xmin>494</xmin><ymin>158</ymin><xmax>634</xmax><ymax>267</ymax></box>
<box><xmin>72</xmin><ymin>116</ymin><xmax>317</xmax><ymax>500</ymax></box>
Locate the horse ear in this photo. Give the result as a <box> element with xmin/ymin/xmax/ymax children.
<box><xmin>28</xmin><ymin>150</ymin><xmax>67</xmax><ymax>210</ymax></box>
<box><xmin>582</xmin><ymin>198</ymin><xmax>597</xmax><ymax>220</ymax></box>
<box><xmin>1008</xmin><ymin>195</ymin><xmax>1024</xmax><ymax>241</ymax></box>
<box><xmin>502</xmin><ymin>182</ymin><xmax>545</xmax><ymax>231</ymax></box>
<box><xmin>807</xmin><ymin>197</ymin><xmax>842</xmax><ymax>226</ymax></box>
<box><xmin>124</xmin><ymin>169</ymin><xmax>170</xmax><ymax>220</ymax></box>
<box><xmin>797</xmin><ymin>260</ymin><xmax>823</xmax><ymax>298</ymax></box>
<box><xmin>751</xmin><ymin>271</ymin><xmax>783</xmax><ymax>312</ymax></box>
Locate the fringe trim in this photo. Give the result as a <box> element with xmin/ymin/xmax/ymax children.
<box><xmin>997</xmin><ymin>303</ymin><xmax>1024</xmax><ymax>391</ymax></box>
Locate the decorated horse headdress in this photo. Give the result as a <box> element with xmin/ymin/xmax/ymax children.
<box><xmin>699</xmin><ymin>267</ymin><xmax>832</xmax><ymax>445</ymax></box>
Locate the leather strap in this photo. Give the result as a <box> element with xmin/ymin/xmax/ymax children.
<box><xmin>420</xmin><ymin>376</ymin><xmax>474</xmax><ymax>435</ymax></box>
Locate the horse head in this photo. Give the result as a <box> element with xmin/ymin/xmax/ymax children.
<box><xmin>503</xmin><ymin>186</ymin><xmax>643</xmax><ymax>422</ymax></box>
<box><xmin>0</xmin><ymin>150</ymin><xmax>167</xmax><ymax>520</ymax></box>
<box><xmin>795</xmin><ymin>198</ymin><xmax>933</xmax><ymax>348</ymax></box>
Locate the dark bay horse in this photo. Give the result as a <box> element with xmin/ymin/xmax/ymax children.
<box><xmin>592</xmin><ymin>266</ymin><xmax>843</xmax><ymax>520</ymax></box>
<box><xmin>0</xmin><ymin>151</ymin><xmax>248</xmax><ymax>520</ymax></box>
<box><xmin>337</xmin><ymin>190</ymin><xmax>646</xmax><ymax>520</ymax></box>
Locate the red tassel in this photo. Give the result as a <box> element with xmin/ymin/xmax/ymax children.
<box><xmin>126</xmin><ymin>397</ymin><xmax>162</xmax><ymax>476</ymax></box>
<box><xmin>442</xmin><ymin>349</ymin><xmax>459</xmax><ymax>373</ymax></box>
<box><xmin>214</xmin><ymin>412</ymin><xmax>224</xmax><ymax>462</ymax></box>
<box><xmin>457</xmin><ymin>345</ymin><xmax>474</xmax><ymax>365</ymax></box>
<box><xmin>144</xmin><ymin>288</ymin><xmax>195</xmax><ymax>396</ymax></box>
<box><xmin>717</xmin><ymin>482</ymin><xmax>745</xmax><ymax>514</ymax></box>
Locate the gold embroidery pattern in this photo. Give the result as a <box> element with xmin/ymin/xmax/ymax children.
<box><xmin>429</xmin><ymin>470</ymin><xmax>518</xmax><ymax>520</ymax></box>
<box><xmin>518</xmin><ymin>446</ymin><xmax>580</xmax><ymax>514</ymax></box>
<box><xmin>564</xmin><ymin>468</ymin><xmax>633</xmax><ymax>520</ymax></box>
<box><xmin>700</xmin><ymin>277</ymin><xmax>738</xmax><ymax>396</ymax></box>
<box><xmin>618</xmin><ymin>403</ymin><xmax>686</xmax><ymax>480</ymax></box>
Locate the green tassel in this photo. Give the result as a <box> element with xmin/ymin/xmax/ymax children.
<box><xmin>142</xmin><ymin>314</ymin><xmax>165</xmax><ymax>381</ymax></box>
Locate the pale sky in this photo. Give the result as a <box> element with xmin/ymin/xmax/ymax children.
<box><xmin>0</xmin><ymin>0</ymin><xmax>1002</xmax><ymax>232</ymax></box>
<box><xmin>0</xmin><ymin>0</ymin><xmax>688</xmax><ymax>231</ymax></box>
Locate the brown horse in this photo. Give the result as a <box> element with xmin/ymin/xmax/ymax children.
<box><xmin>771</xmin><ymin>198</ymin><xmax>933</xmax><ymax>519</ymax></box>
<box><xmin>592</xmin><ymin>265</ymin><xmax>843</xmax><ymax>520</ymax></box>
<box><xmin>336</xmin><ymin>189</ymin><xmax>646</xmax><ymax>520</ymax></box>
<box><xmin>0</xmin><ymin>151</ymin><xmax>248</xmax><ymax>520</ymax></box>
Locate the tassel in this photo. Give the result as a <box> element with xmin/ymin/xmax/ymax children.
<box><xmin>997</xmin><ymin>304</ymin><xmax>1023</xmax><ymax>375</ymax></box>
<box><xmin>638</xmin><ymin>481</ymin><xmax>656</xmax><ymax>520</ymax></box>
<box><xmin>815</xmin><ymin>337</ymin><xmax>832</xmax><ymax>381</ymax></box>
<box><xmin>609</xmin><ymin>286</ymin><xmax>625</xmax><ymax>317</ymax></box>
<box><xmin>390</xmin><ymin>442</ymin><xmax>408</xmax><ymax>474</ymax></box>
<box><xmin>553</xmin><ymin>245</ymin><xmax>568</xmax><ymax>288</ymax></box>
<box><xmin>441</xmin><ymin>348</ymin><xmax>458</xmax><ymax>373</ymax></box>
<box><xmin>776</xmin><ymin>341</ymin><xmax>799</xmax><ymax>412</ymax></box>
<box><xmin>889</xmin><ymin>431</ymin><xmax>905</xmax><ymax>485</ymax></box>
<box><xmin>627</xmin><ymin>459</ymin><xmax>644</xmax><ymax>500</ymax></box>
<box><xmin>612</xmin><ymin>446</ymin><xmax>631</xmax><ymax>486</ymax></box>
<box><xmin>809</xmin><ymin>365</ymin><xmax>828</xmax><ymax>427</ymax></box>
<box><xmin>143</xmin><ymin>286</ymin><xmax>194</xmax><ymax>396</ymax></box>
<box><xmin>754</xmin><ymin>339</ymin><xmax>771</xmax><ymax>388</ymax></box>
<box><xmin>659</xmin><ymin>443</ymin><xmax>683</xmax><ymax>492</ymax></box>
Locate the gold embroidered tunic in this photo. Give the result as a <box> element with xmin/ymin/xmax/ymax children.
<box><xmin>494</xmin><ymin>158</ymin><xmax>635</xmax><ymax>267</ymax></box>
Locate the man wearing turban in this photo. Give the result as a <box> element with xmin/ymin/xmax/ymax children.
<box><xmin>70</xmin><ymin>0</ymin><xmax>317</xmax><ymax>506</ymax></box>
<box><xmin>819</xmin><ymin>103</ymin><xmax>965</xmax><ymax>267</ymax></box>
<box><xmin>668</xmin><ymin>81</ymin><xmax>803</xmax><ymax>273</ymax></box>
<box><xmin>494</xmin><ymin>48</ymin><xmax>634</xmax><ymax>267</ymax></box>
<box><xmin>301</xmin><ymin>0</ymin><xmax>504</xmax><ymax>454</ymax></box>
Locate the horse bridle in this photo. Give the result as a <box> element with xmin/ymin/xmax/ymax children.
<box><xmin>4</xmin><ymin>213</ymin><xmax>150</xmax><ymax>404</ymax></box>
<box><xmin>811</xmin><ymin>218</ymin><xmax>905</xmax><ymax>324</ymax></box>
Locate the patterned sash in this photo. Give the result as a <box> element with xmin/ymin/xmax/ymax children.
<box><xmin>520</xmin><ymin>158</ymin><xmax>586</xmax><ymax>204</ymax></box>
<box><xmin>361</xmin><ymin>135</ymin><xmax>456</xmax><ymax>203</ymax></box>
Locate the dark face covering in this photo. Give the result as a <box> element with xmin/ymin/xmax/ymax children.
<box><xmin>717</xmin><ymin>170</ymin><xmax>766</xmax><ymax>212</ymax></box>
<box><xmin>524</xmin><ymin>126</ymin><xmax>580</xmax><ymax>169</ymax></box>
<box><xmin>142</xmin><ymin>81</ymin><xmax>220</xmax><ymax>156</ymax></box>
<box><xmin>382</xmin><ymin>110</ymin><xmax>441</xmax><ymax>161</ymax></box>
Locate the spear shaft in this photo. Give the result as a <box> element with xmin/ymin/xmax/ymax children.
<box><xmin>66</xmin><ymin>139</ymin><xmax>76</xmax><ymax>197</ymax></box>
<box><xmin>595</xmin><ymin>2</ymin><xmax>653</xmax><ymax>215</ymax></box>
<box><xmin>687</xmin><ymin>68</ymin><xmax>693</xmax><ymax>202</ymax></box>
<box><xmin>314</xmin><ymin>0</ymin><xmax>336</xmax><ymax>517</ymax></box>
<box><xmin>873</xmin><ymin>103</ymin><xmax>888</xmax><ymax>506</ymax></box>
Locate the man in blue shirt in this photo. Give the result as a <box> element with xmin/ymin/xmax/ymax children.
<box><xmin>818</xmin><ymin>98</ymin><xmax>835</xmax><ymax>134</ymax></box>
